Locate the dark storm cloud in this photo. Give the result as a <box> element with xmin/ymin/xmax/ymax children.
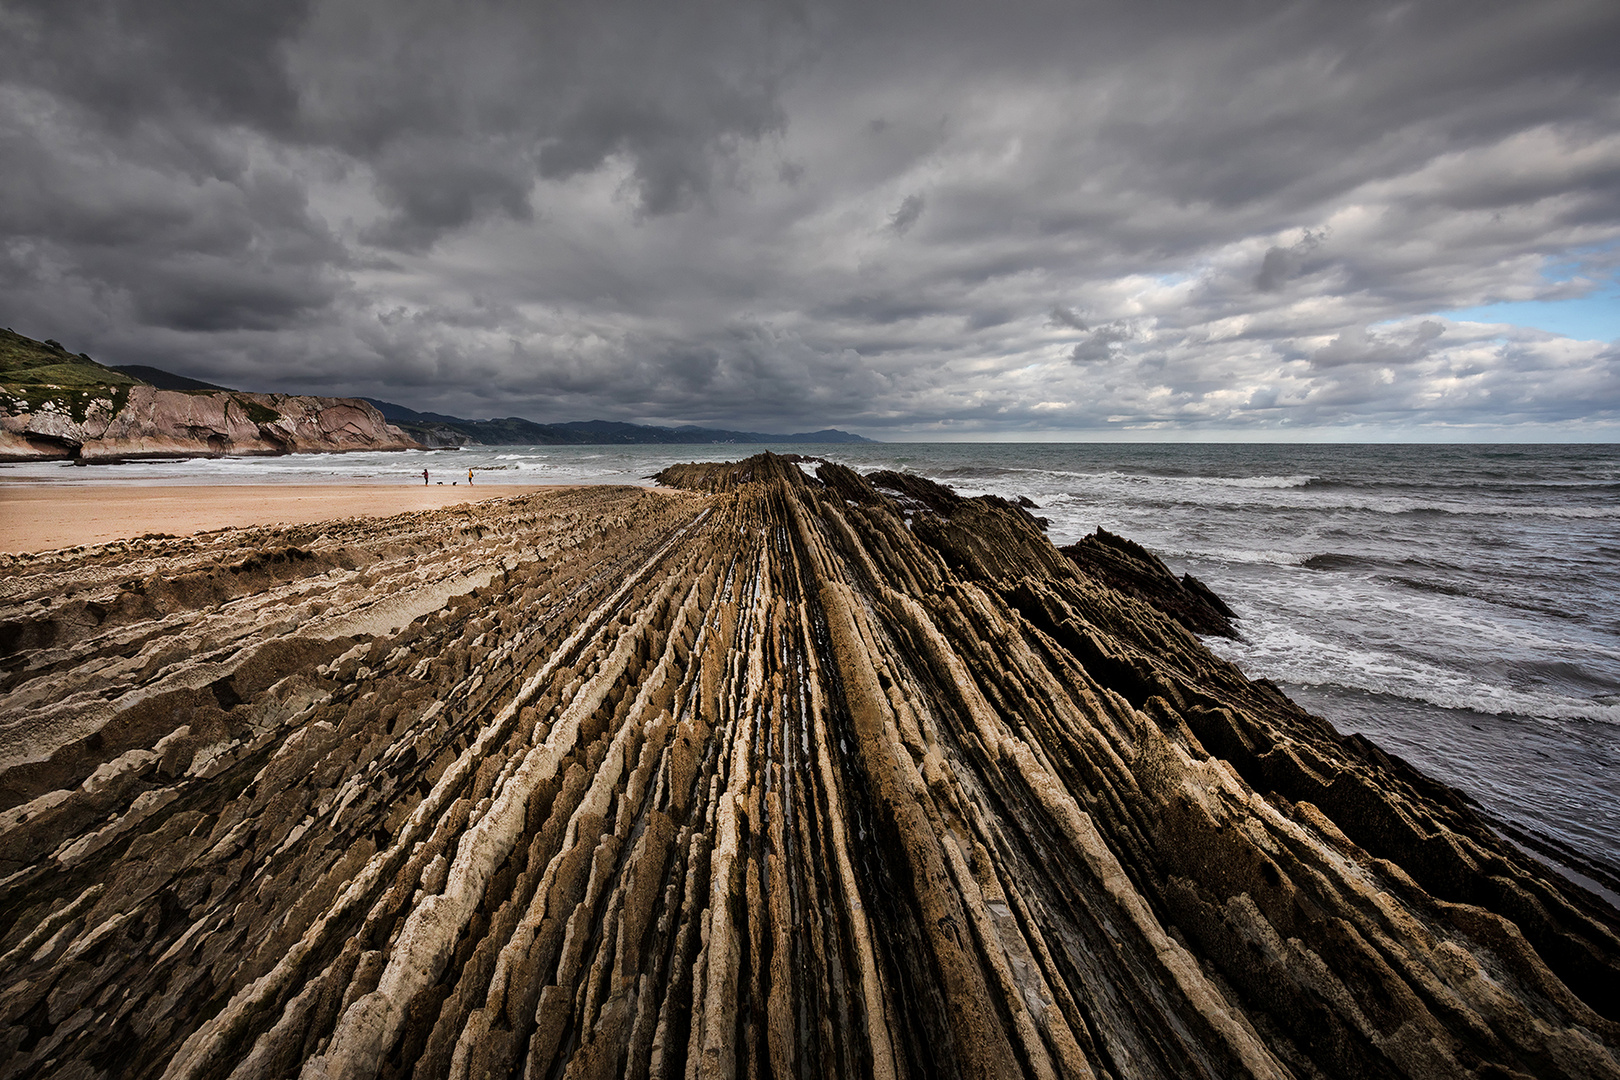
<box><xmin>285</xmin><ymin>1</ymin><xmax>795</xmax><ymax>233</ymax></box>
<box><xmin>1255</xmin><ymin>230</ymin><xmax>1325</xmax><ymax>292</ymax></box>
<box><xmin>3</xmin><ymin>0</ymin><xmax>1619</xmax><ymax>434</ymax></box>
<box><xmin>888</xmin><ymin>194</ymin><xmax>926</xmax><ymax>236</ymax></box>
<box><xmin>3</xmin><ymin>0</ymin><xmax>311</xmax><ymax>131</ymax></box>
<box><xmin>1049</xmin><ymin>307</ymin><xmax>1088</xmax><ymax>332</ymax></box>
<box><xmin>1312</xmin><ymin>322</ymin><xmax>1444</xmax><ymax>370</ymax></box>
<box><xmin>362</xmin><ymin>145</ymin><xmax>536</xmax><ymax>250</ymax></box>
<box><xmin>1069</xmin><ymin>322</ymin><xmax>1135</xmax><ymax>365</ymax></box>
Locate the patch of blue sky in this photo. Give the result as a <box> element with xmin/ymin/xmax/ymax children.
<box><xmin>1542</xmin><ymin>239</ymin><xmax>1620</xmax><ymax>282</ymax></box>
<box><xmin>1437</xmin><ymin>292</ymin><xmax>1619</xmax><ymax>343</ymax></box>
<box><xmin>1434</xmin><ymin>242</ymin><xmax>1620</xmax><ymax>342</ymax></box>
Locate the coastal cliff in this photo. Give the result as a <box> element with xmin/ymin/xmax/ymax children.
<box><xmin>0</xmin><ymin>385</ymin><xmax>420</xmax><ymax>462</ymax></box>
<box><xmin>0</xmin><ymin>328</ymin><xmax>419</xmax><ymax>461</ymax></box>
<box><xmin>1</xmin><ymin>454</ymin><xmax>1616</xmax><ymax>1078</ymax></box>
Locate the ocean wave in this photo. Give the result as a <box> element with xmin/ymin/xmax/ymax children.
<box><xmin>1226</xmin><ymin>572</ymin><xmax>1620</xmax><ymax>659</ymax></box>
<box><xmin>1073</xmin><ymin>491</ymin><xmax>1620</xmax><ymax>520</ymax></box>
<box><xmin>1381</xmin><ymin>573</ymin><xmax>1606</xmax><ymax>624</ymax></box>
<box><xmin>1369</xmin><ymin>502</ymin><xmax>1620</xmax><ymax>521</ymax></box>
<box><xmin>931</xmin><ymin>465</ymin><xmax>1020</xmax><ymax>479</ymax></box>
<box><xmin>1505</xmin><ymin>505</ymin><xmax>1620</xmax><ymax>519</ymax></box>
<box><xmin>912</xmin><ymin>464</ymin><xmax>1619</xmax><ymax>521</ymax></box>
<box><xmin>1375</xmin><ymin>503</ymin><xmax>1620</xmax><ymax>520</ymax></box>
<box><xmin>1301</xmin><ymin>553</ymin><xmax>1379</xmax><ymax>571</ymax></box>
<box><xmin>900</xmin><ymin>465</ymin><xmax>1320</xmax><ymax>491</ymax></box>
<box><xmin>1386</xmin><ymin>575</ymin><xmax>1472</xmax><ymax>599</ymax></box>
<box><xmin>1197</xmin><ymin>473</ymin><xmax>1319</xmax><ymax>489</ymax></box>
<box><xmin>1012</xmin><ymin>467</ymin><xmax>1319</xmax><ymax>490</ymax></box>
<box><xmin>1304</xmin><ymin>476</ymin><xmax>1620</xmax><ymax>493</ymax></box>
<box><xmin>1207</xmin><ymin>624</ymin><xmax>1620</xmax><ymax>726</ymax></box>
<box><xmin>1159</xmin><ymin>545</ymin><xmax>1307</xmax><ymax>566</ymax></box>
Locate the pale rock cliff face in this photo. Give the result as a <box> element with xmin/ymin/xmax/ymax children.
<box><xmin>0</xmin><ymin>387</ymin><xmax>419</xmax><ymax>461</ymax></box>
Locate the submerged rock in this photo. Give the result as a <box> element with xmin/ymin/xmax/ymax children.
<box><xmin>0</xmin><ymin>454</ymin><xmax>1616</xmax><ymax>1079</ymax></box>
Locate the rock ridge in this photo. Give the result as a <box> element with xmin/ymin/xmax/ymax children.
<box><xmin>0</xmin><ymin>453</ymin><xmax>1616</xmax><ymax>1079</ymax></box>
<box><xmin>1059</xmin><ymin>527</ymin><xmax>1239</xmax><ymax>638</ymax></box>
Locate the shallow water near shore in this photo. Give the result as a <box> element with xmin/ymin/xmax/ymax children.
<box><xmin>8</xmin><ymin>440</ymin><xmax>1617</xmax><ymax>872</ymax></box>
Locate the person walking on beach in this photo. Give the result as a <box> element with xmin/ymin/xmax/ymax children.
<box><xmin>422</xmin><ymin>469</ymin><xmax>429</xmax><ymax>486</ymax></box>
<box><xmin>468</xmin><ymin>468</ymin><xmax>474</xmax><ymax>486</ymax></box>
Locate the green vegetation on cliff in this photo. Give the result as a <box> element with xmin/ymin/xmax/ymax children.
<box><xmin>1</xmin><ymin>329</ymin><xmax>410</xmax><ymax>461</ymax></box>
<box><xmin>0</xmin><ymin>328</ymin><xmax>141</xmax><ymax>392</ymax></box>
<box><xmin>0</xmin><ymin>329</ymin><xmax>144</xmax><ymax>426</ymax></box>
<box><xmin>237</xmin><ymin>398</ymin><xmax>282</xmax><ymax>426</ymax></box>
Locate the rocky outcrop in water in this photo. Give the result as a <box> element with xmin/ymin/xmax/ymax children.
<box><xmin>1</xmin><ymin>454</ymin><xmax>1616</xmax><ymax>1079</ymax></box>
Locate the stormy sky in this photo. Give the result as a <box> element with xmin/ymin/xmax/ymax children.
<box><xmin>3</xmin><ymin>1</ymin><xmax>1618</xmax><ymax>438</ymax></box>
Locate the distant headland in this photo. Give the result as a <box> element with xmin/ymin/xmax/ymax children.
<box><xmin>0</xmin><ymin>327</ymin><xmax>873</xmax><ymax>462</ymax></box>
<box><xmin>359</xmin><ymin>398</ymin><xmax>874</xmax><ymax>448</ymax></box>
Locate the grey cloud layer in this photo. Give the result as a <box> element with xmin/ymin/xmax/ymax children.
<box><xmin>3</xmin><ymin>0</ymin><xmax>1618</xmax><ymax>435</ymax></box>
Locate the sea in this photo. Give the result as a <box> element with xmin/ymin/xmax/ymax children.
<box><xmin>7</xmin><ymin>442</ymin><xmax>1618</xmax><ymax>893</ymax></box>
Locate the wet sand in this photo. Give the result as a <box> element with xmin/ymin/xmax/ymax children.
<box><xmin>0</xmin><ymin>483</ymin><xmax>565</xmax><ymax>553</ymax></box>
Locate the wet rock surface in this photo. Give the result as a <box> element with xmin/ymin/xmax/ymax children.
<box><xmin>1</xmin><ymin>454</ymin><xmax>1616</xmax><ymax>1079</ymax></box>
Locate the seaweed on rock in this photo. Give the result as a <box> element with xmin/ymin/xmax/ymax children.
<box><xmin>0</xmin><ymin>455</ymin><xmax>1616</xmax><ymax>1079</ymax></box>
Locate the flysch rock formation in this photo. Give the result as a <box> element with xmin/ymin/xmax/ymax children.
<box><xmin>1</xmin><ymin>453</ymin><xmax>1617</xmax><ymax>1079</ymax></box>
<box><xmin>0</xmin><ymin>386</ymin><xmax>419</xmax><ymax>462</ymax></box>
<box><xmin>1058</xmin><ymin>528</ymin><xmax>1239</xmax><ymax>639</ymax></box>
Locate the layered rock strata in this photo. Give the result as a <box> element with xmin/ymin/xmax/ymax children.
<box><xmin>1</xmin><ymin>455</ymin><xmax>1616</xmax><ymax>1079</ymax></box>
<box><xmin>1059</xmin><ymin>528</ymin><xmax>1239</xmax><ymax>638</ymax></box>
<box><xmin>0</xmin><ymin>386</ymin><xmax>419</xmax><ymax>462</ymax></box>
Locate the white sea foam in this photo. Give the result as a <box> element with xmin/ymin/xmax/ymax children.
<box><xmin>1161</xmin><ymin>546</ymin><xmax>1309</xmax><ymax>566</ymax></box>
<box><xmin>941</xmin><ymin>465</ymin><xmax>1318</xmax><ymax>490</ymax></box>
<box><xmin>1207</xmin><ymin>621</ymin><xmax>1620</xmax><ymax>726</ymax></box>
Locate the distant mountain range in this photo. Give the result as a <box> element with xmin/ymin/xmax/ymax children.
<box><xmin>360</xmin><ymin>398</ymin><xmax>875</xmax><ymax>446</ymax></box>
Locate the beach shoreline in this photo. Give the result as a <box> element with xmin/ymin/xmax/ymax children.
<box><xmin>0</xmin><ymin>482</ymin><xmax>570</xmax><ymax>553</ymax></box>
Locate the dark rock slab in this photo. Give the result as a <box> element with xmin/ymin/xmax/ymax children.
<box><xmin>1062</xmin><ymin>526</ymin><xmax>1240</xmax><ymax>637</ymax></box>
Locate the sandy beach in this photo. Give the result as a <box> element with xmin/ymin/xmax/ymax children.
<box><xmin>0</xmin><ymin>483</ymin><xmax>564</xmax><ymax>553</ymax></box>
